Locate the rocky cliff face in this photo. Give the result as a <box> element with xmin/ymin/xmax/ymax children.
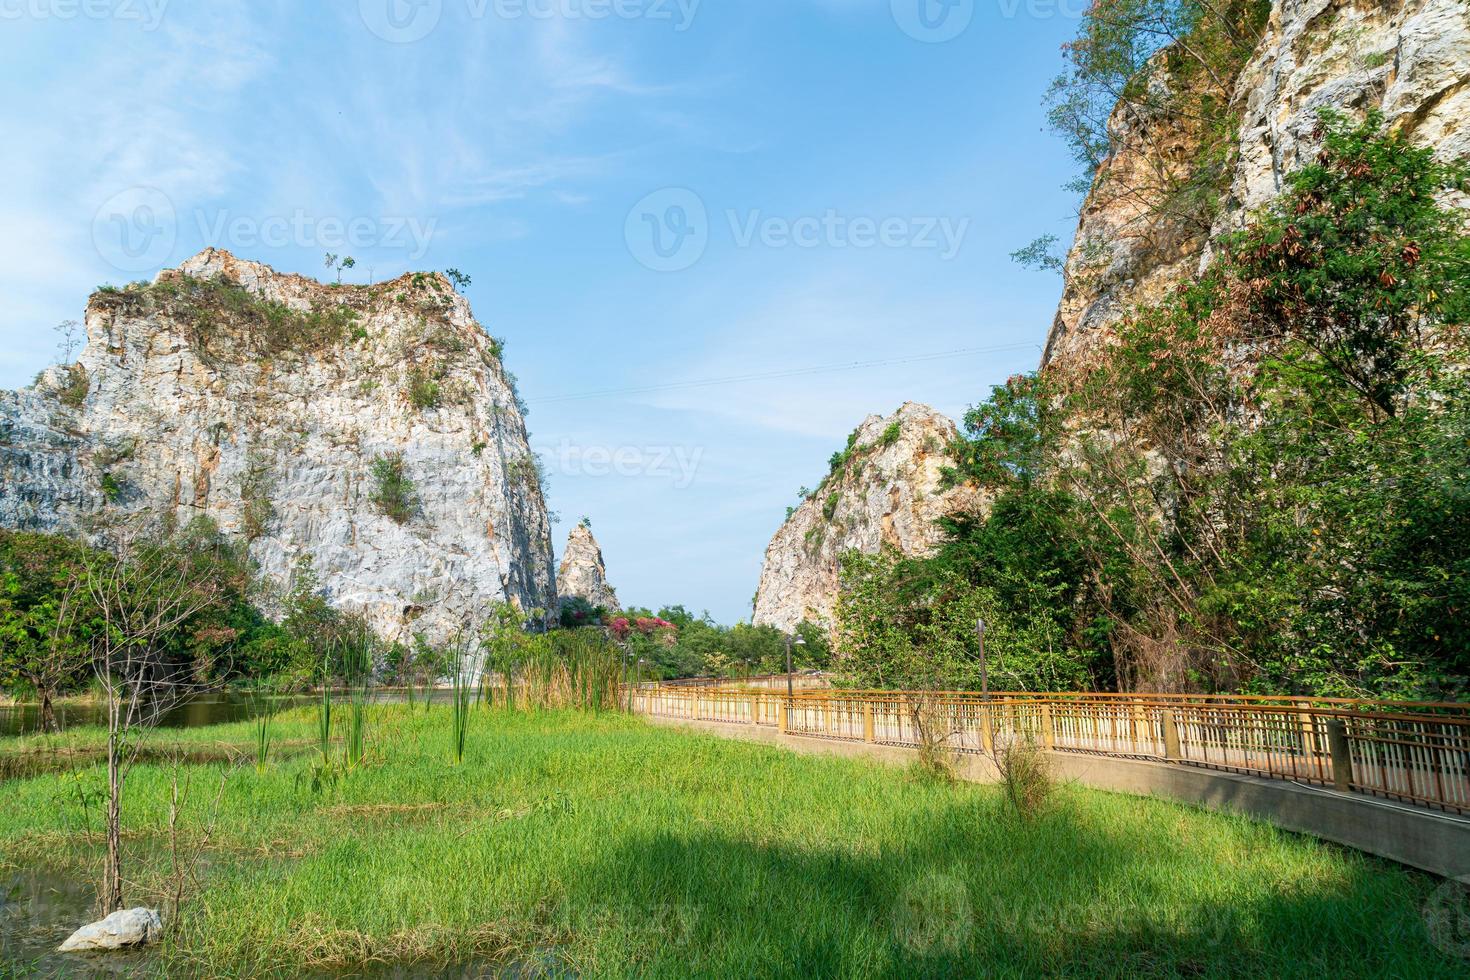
<box><xmin>557</xmin><ymin>523</ymin><xmax>619</xmax><ymax>611</ymax></box>
<box><xmin>751</xmin><ymin>403</ymin><xmax>985</xmax><ymax>634</ymax></box>
<box><xmin>1044</xmin><ymin>0</ymin><xmax>1470</xmax><ymax>370</ymax></box>
<box><xmin>0</xmin><ymin>249</ymin><xmax>557</xmax><ymax>643</ymax></box>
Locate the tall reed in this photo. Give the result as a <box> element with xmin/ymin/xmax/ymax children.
<box><xmin>253</xmin><ymin>705</ymin><xmax>272</xmax><ymax>774</ymax></box>
<box><xmin>446</xmin><ymin>637</ymin><xmax>470</xmax><ymax>764</ymax></box>
<box><xmin>340</xmin><ymin>624</ymin><xmax>375</xmax><ymax>769</ymax></box>
<box><xmin>487</xmin><ymin>628</ymin><xmax>625</xmax><ymax>713</ymax></box>
<box><xmin>344</xmin><ymin>692</ymin><xmax>366</xmax><ymax>769</ymax></box>
<box><xmin>317</xmin><ymin>684</ymin><xmax>333</xmax><ymax>763</ymax></box>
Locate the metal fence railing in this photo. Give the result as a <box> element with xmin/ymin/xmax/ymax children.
<box><xmin>628</xmin><ymin>687</ymin><xmax>1470</xmax><ymax>816</ymax></box>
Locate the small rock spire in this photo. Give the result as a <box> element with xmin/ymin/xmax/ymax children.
<box><xmin>557</xmin><ymin>520</ymin><xmax>619</xmax><ymax>611</ymax></box>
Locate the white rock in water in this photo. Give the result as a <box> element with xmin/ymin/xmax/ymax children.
<box><xmin>57</xmin><ymin>907</ymin><xmax>162</xmax><ymax>952</ymax></box>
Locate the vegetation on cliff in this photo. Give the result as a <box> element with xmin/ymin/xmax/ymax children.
<box><xmin>1019</xmin><ymin>0</ymin><xmax>1271</xmax><ymax>271</ymax></box>
<box><xmin>841</xmin><ymin>114</ymin><xmax>1470</xmax><ymax>699</ymax></box>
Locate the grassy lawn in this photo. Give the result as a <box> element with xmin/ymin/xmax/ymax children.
<box><xmin>0</xmin><ymin>706</ymin><xmax>1458</xmax><ymax>978</ymax></box>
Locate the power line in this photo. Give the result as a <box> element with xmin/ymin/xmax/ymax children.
<box><xmin>529</xmin><ymin>341</ymin><xmax>1041</xmax><ymax>405</ymax></box>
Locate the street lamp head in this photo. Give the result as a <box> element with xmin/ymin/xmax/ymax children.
<box><xmin>793</xmin><ymin>634</ymin><xmax>806</xmax><ymax>646</ymax></box>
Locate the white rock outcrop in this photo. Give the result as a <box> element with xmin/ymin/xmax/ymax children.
<box><xmin>557</xmin><ymin>522</ymin><xmax>619</xmax><ymax>611</ymax></box>
<box><xmin>0</xmin><ymin>249</ymin><xmax>557</xmax><ymax>643</ymax></box>
<box><xmin>751</xmin><ymin>403</ymin><xmax>985</xmax><ymax>635</ymax></box>
<box><xmin>57</xmin><ymin>908</ymin><xmax>162</xmax><ymax>952</ymax></box>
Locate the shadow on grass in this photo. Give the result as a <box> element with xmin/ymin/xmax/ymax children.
<box><xmin>556</xmin><ymin>795</ymin><xmax>1457</xmax><ymax>979</ymax></box>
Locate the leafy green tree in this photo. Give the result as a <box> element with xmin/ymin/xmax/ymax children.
<box><xmin>0</xmin><ymin>532</ymin><xmax>97</xmax><ymax>730</ymax></box>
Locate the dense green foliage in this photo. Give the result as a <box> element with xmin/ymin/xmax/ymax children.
<box><xmin>1044</xmin><ymin>0</ymin><xmax>1268</xmax><ymax>194</ymax></box>
<box><xmin>559</xmin><ymin>601</ymin><xmax>830</xmax><ymax>681</ymax></box>
<box><xmin>1018</xmin><ymin>1</ymin><xmax>1269</xmax><ymax>271</ymax></box>
<box><xmin>0</xmin><ymin>524</ymin><xmax>406</xmax><ymax>708</ymax></box>
<box><xmin>2</xmin><ymin>710</ymin><xmax>1455</xmax><ymax>976</ymax></box>
<box><xmin>843</xmin><ymin>115</ymin><xmax>1470</xmax><ymax>699</ymax></box>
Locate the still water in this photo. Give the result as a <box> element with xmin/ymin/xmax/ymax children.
<box><xmin>0</xmin><ymin>692</ymin><xmax>328</xmax><ymax>739</ymax></box>
<box><xmin>0</xmin><ymin>689</ymin><xmax>470</xmax><ymax>739</ymax></box>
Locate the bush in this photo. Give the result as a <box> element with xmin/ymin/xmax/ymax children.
<box><xmin>407</xmin><ymin>367</ymin><xmax>442</xmax><ymax>411</ymax></box>
<box><xmin>55</xmin><ymin>366</ymin><xmax>89</xmax><ymax>408</ymax></box>
<box><xmin>822</xmin><ymin>492</ymin><xmax>840</xmax><ymax>522</ymax></box>
<box><xmin>136</xmin><ymin>274</ymin><xmax>360</xmax><ymax>359</ymax></box>
<box><xmin>990</xmin><ymin>732</ymin><xmax>1053</xmax><ymax>822</ymax></box>
<box><xmin>370</xmin><ymin>453</ymin><xmax>419</xmax><ymax>524</ymax></box>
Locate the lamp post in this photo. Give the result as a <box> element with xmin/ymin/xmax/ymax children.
<box><xmin>786</xmin><ymin>633</ymin><xmax>805</xmax><ymax>700</ymax></box>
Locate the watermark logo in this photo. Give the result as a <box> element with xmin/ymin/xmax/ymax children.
<box><xmin>1425</xmin><ymin>877</ymin><xmax>1470</xmax><ymax>960</ymax></box>
<box><xmin>359</xmin><ymin>0</ymin><xmax>442</xmax><ymax>43</ymax></box>
<box><xmin>92</xmin><ymin>187</ymin><xmax>176</xmax><ymax>274</ymax></box>
<box><xmin>0</xmin><ymin>0</ymin><xmax>170</xmax><ymax>30</ymax></box>
<box><xmin>892</xmin><ymin>871</ymin><xmax>973</xmax><ymax>954</ymax></box>
<box><xmin>625</xmin><ymin>188</ymin><xmax>708</xmax><ymax>273</ymax></box>
<box><xmin>891</xmin><ymin>0</ymin><xmax>973</xmax><ymax>43</ymax></box>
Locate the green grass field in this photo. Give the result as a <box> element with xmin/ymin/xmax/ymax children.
<box><xmin>0</xmin><ymin>706</ymin><xmax>1459</xmax><ymax>978</ymax></box>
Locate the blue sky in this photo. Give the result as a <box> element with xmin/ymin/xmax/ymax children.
<box><xmin>0</xmin><ymin>0</ymin><xmax>1084</xmax><ymax>623</ymax></box>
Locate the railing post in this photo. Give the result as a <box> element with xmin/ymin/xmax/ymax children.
<box><xmin>979</xmin><ymin>704</ymin><xmax>993</xmax><ymax>754</ymax></box>
<box><xmin>749</xmin><ymin>696</ymin><xmax>759</xmax><ymax>726</ymax></box>
<box><xmin>1296</xmin><ymin>699</ymin><xmax>1317</xmax><ymax>753</ymax></box>
<box><xmin>1325</xmin><ymin>718</ymin><xmax>1354</xmax><ymax>792</ymax></box>
<box><xmin>1040</xmin><ymin>703</ymin><xmax>1056</xmax><ymax>750</ymax></box>
<box><xmin>863</xmin><ymin>702</ymin><xmax>875</xmax><ymax>742</ymax></box>
<box><xmin>778</xmin><ymin>696</ymin><xmax>788</xmax><ymax>734</ymax></box>
<box><xmin>1161</xmin><ymin>709</ymin><xmax>1181</xmax><ymax>761</ymax></box>
<box><xmin>1131</xmin><ymin>698</ymin><xmax>1149</xmax><ymax>752</ymax></box>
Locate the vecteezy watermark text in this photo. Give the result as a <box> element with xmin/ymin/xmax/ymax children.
<box><xmin>358</xmin><ymin>0</ymin><xmax>699</xmax><ymax>43</ymax></box>
<box><xmin>0</xmin><ymin>0</ymin><xmax>168</xmax><ymax>29</ymax></box>
<box><xmin>728</xmin><ymin>210</ymin><xmax>968</xmax><ymax>259</ymax></box>
<box><xmin>92</xmin><ymin>187</ymin><xmax>437</xmax><ymax>273</ymax></box>
<box><xmin>192</xmin><ymin>210</ymin><xmax>436</xmax><ymax>260</ymax></box>
<box><xmin>625</xmin><ymin>188</ymin><xmax>970</xmax><ymax>272</ymax></box>
<box><xmin>541</xmin><ymin>440</ymin><xmax>703</xmax><ymax>488</ymax></box>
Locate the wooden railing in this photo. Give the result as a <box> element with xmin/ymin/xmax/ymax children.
<box><xmin>629</xmin><ymin>687</ymin><xmax>1470</xmax><ymax>816</ymax></box>
<box><xmin>655</xmin><ymin>673</ymin><xmax>836</xmax><ymax>691</ymax></box>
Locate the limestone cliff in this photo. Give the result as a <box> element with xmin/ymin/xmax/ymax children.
<box><xmin>753</xmin><ymin>0</ymin><xmax>1469</xmax><ymax>639</ymax></box>
<box><xmin>1044</xmin><ymin>0</ymin><xmax>1470</xmax><ymax>371</ymax></box>
<box><xmin>0</xmin><ymin>249</ymin><xmax>557</xmax><ymax>642</ymax></box>
<box><xmin>751</xmin><ymin>403</ymin><xmax>985</xmax><ymax>634</ymax></box>
<box><xmin>557</xmin><ymin>523</ymin><xmax>619</xmax><ymax>611</ymax></box>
